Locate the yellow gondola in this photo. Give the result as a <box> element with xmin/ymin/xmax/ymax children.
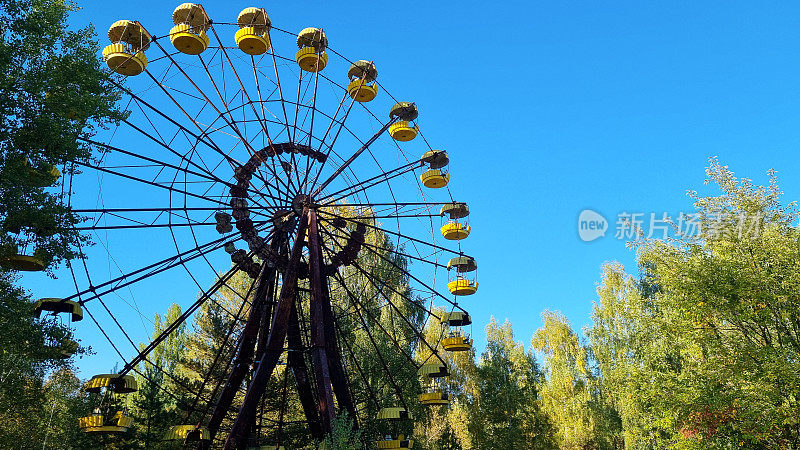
<box><xmin>376</xmin><ymin>436</ymin><xmax>414</xmax><ymax>449</ymax></box>
<box><xmin>377</xmin><ymin>407</ymin><xmax>413</xmax><ymax>420</ymax></box>
<box><xmin>441</xmin><ymin>222</ymin><xmax>468</xmax><ymax>240</ymax></box>
<box><xmin>448</xmin><ymin>278</ymin><xmax>477</xmax><ymax>295</ymax></box>
<box><xmin>419</xmin><ymin>150</ymin><xmax>449</xmax><ymax>188</ymax></box>
<box><xmin>1</xmin><ymin>241</ymin><xmax>50</xmax><ymax>271</ymax></box>
<box><xmin>440</xmin><ymin>310</ymin><xmax>472</xmax><ymax>327</ymax></box>
<box><xmin>33</xmin><ymin>298</ymin><xmax>83</xmax><ymax>321</ymax></box>
<box><xmin>376</xmin><ymin>408</ymin><xmax>414</xmax><ymax>449</ymax></box>
<box><xmin>85</xmin><ymin>373</ymin><xmax>138</xmax><ymax>393</ymax></box>
<box><xmin>447</xmin><ymin>256</ymin><xmax>478</xmax><ymax>296</ymax></box>
<box><xmin>296</xmin><ymin>27</ymin><xmax>328</xmax><ymax>72</ymax></box>
<box><xmin>32</xmin><ymin>298</ymin><xmax>82</xmax><ymax>358</ymax></box>
<box><xmin>80</xmin><ymin>374</ymin><xmax>137</xmax><ymax>434</ymax></box>
<box><xmin>442</xmin><ymin>333</ymin><xmax>473</xmax><ymax>351</ymax></box>
<box><xmin>0</xmin><ymin>252</ymin><xmax>46</xmax><ymax>271</ymax></box>
<box><xmin>419</xmin><ymin>390</ymin><xmax>449</xmax><ymax>406</ymax></box>
<box><xmin>440</xmin><ymin>202</ymin><xmax>470</xmax><ymax>240</ymax></box>
<box><xmin>79</xmin><ymin>410</ymin><xmax>133</xmax><ymax>433</ymax></box>
<box><xmin>171</xmin><ymin>3</ymin><xmax>210</xmax><ymax>55</ymax></box>
<box><xmin>418</xmin><ymin>362</ymin><xmax>449</xmax><ymax>378</ymax></box>
<box><xmin>390</xmin><ymin>120</ymin><xmax>418</xmax><ymax>141</ymax></box>
<box><xmin>236</xmin><ymin>7</ymin><xmax>271</xmax><ymax>55</ymax></box>
<box><xmin>347</xmin><ymin>60</ymin><xmax>378</xmax><ymax>102</ymax></box>
<box><xmin>389</xmin><ymin>102</ymin><xmax>419</xmax><ymax>141</ymax></box>
<box><xmin>420</xmin><ymin>169</ymin><xmax>449</xmax><ymax>188</ymax></box>
<box><xmin>440</xmin><ymin>309</ymin><xmax>473</xmax><ymax>351</ymax></box>
<box><xmin>103</xmin><ymin>20</ymin><xmax>150</xmax><ymax>76</ymax></box>
<box><xmin>165</xmin><ymin>425</ymin><xmax>210</xmax><ymax>441</ymax></box>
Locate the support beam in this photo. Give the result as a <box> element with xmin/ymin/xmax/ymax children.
<box><xmin>207</xmin><ymin>225</ymin><xmax>290</xmax><ymax>440</ymax></box>
<box><xmin>208</xmin><ymin>265</ymin><xmax>275</xmax><ymax>439</ymax></box>
<box><xmin>207</xmin><ymin>261</ymin><xmax>276</xmax><ymax>439</ymax></box>
<box><xmin>319</xmin><ymin>253</ymin><xmax>358</xmax><ymax>427</ymax></box>
<box><xmin>286</xmin><ymin>302</ymin><xmax>323</xmax><ymax>438</ymax></box>
<box><xmin>307</xmin><ymin>210</ymin><xmax>337</xmax><ymax>433</ymax></box>
<box><xmin>255</xmin><ymin>225</ymin><xmax>292</xmax><ymax>362</ymax></box>
<box><xmin>224</xmin><ymin>213</ymin><xmax>308</xmax><ymax>450</ymax></box>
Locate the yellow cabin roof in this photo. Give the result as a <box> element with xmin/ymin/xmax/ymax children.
<box><xmin>377</xmin><ymin>407</ymin><xmax>413</xmax><ymax>420</ymax></box>
<box><xmin>33</xmin><ymin>298</ymin><xmax>83</xmax><ymax>322</ymax></box>
<box><xmin>418</xmin><ymin>362</ymin><xmax>449</xmax><ymax>378</ymax></box>
<box><xmin>84</xmin><ymin>373</ymin><xmax>138</xmax><ymax>393</ymax></box>
<box><xmin>440</xmin><ymin>310</ymin><xmax>472</xmax><ymax>326</ymax></box>
<box><xmin>107</xmin><ymin>20</ymin><xmax>151</xmax><ymax>50</ymax></box>
<box><xmin>172</xmin><ymin>3</ymin><xmax>210</xmax><ymax>29</ymax></box>
<box><xmin>165</xmin><ymin>425</ymin><xmax>210</xmax><ymax>441</ymax></box>
<box><xmin>297</xmin><ymin>27</ymin><xmax>327</xmax><ymax>50</ymax></box>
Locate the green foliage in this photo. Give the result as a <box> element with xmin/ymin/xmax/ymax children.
<box><xmin>589</xmin><ymin>262</ymin><xmax>664</xmax><ymax>448</ymax></box>
<box><xmin>587</xmin><ymin>159</ymin><xmax>800</xmax><ymax>448</ymax></box>
<box><xmin>533</xmin><ymin>312</ymin><xmax>612</xmax><ymax>449</ymax></box>
<box><xmin>130</xmin><ymin>303</ymin><xmax>188</xmax><ymax>448</ymax></box>
<box><xmin>0</xmin><ymin>276</ymin><xmax>90</xmax><ymax>448</ymax></box>
<box><xmin>0</xmin><ymin>0</ymin><xmax>125</xmax><ymax>273</ymax></box>
<box><xmin>0</xmin><ymin>0</ymin><xmax>124</xmax><ymax>446</ymax></box>
<box><xmin>39</xmin><ymin>368</ymin><xmax>95</xmax><ymax>449</ymax></box>
<box><xmin>322</xmin><ymin>412</ymin><xmax>363</xmax><ymax>450</ymax></box>
<box><xmin>630</xmin><ymin>159</ymin><xmax>800</xmax><ymax>447</ymax></box>
<box><xmin>178</xmin><ymin>271</ymin><xmax>248</xmax><ymax>440</ymax></box>
<box><xmin>415</xmin><ymin>315</ymin><xmax>554</xmax><ymax>450</ymax></box>
<box><xmin>472</xmin><ymin>318</ymin><xmax>555</xmax><ymax>449</ymax></box>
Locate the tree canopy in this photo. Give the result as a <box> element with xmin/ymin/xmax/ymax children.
<box><xmin>0</xmin><ymin>0</ymin><xmax>125</xmax><ymax>272</ymax></box>
<box><xmin>0</xmin><ymin>0</ymin><xmax>124</xmax><ymax>447</ymax></box>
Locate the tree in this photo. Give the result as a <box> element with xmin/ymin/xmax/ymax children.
<box><xmin>630</xmin><ymin>159</ymin><xmax>800</xmax><ymax>447</ymax></box>
<box><xmin>586</xmin><ymin>159</ymin><xmax>800</xmax><ymax>448</ymax></box>
<box><xmin>470</xmin><ymin>317</ymin><xmax>555</xmax><ymax>449</ymax></box>
<box><xmin>589</xmin><ymin>262</ymin><xmax>670</xmax><ymax>448</ymax></box>
<box><xmin>322</xmin><ymin>412</ymin><xmax>362</xmax><ymax>450</ymax></box>
<box><xmin>0</xmin><ymin>275</ymin><xmax>89</xmax><ymax>448</ymax></box>
<box><xmin>39</xmin><ymin>368</ymin><xmax>95</xmax><ymax>449</ymax></box>
<box><xmin>180</xmin><ymin>271</ymin><xmax>249</xmax><ymax>434</ymax></box>
<box><xmin>132</xmin><ymin>303</ymin><xmax>189</xmax><ymax>448</ymax></box>
<box><xmin>533</xmin><ymin>311</ymin><xmax>616</xmax><ymax>449</ymax></box>
<box><xmin>0</xmin><ymin>0</ymin><xmax>125</xmax><ymax>272</ymax></box>
<box><xmin>0</xmin><ymin>1</ymin><xmax>125</xmax><ymax>445</ymax></box>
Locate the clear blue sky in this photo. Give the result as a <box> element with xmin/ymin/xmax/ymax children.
<box><xmin>23</xmin><ymin>1</ymin><xmax>800</xmax><ymax>376</ymax></box>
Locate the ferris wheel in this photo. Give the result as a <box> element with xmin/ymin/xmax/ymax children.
<box><xmin>14</xmin><ymin>4</ymin><xmax>480</xmax><ymax>448</ymax></box>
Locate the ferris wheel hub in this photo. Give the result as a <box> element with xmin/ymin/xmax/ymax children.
<box><xmin>272</xmin><ymin>208</ymin><xmax>293</xmax><ymax>225</ymax></box>
<box><xmin>292</xmin><ymin>193</ymin><xmax>315</xmax><ymax>215</ymax></box>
